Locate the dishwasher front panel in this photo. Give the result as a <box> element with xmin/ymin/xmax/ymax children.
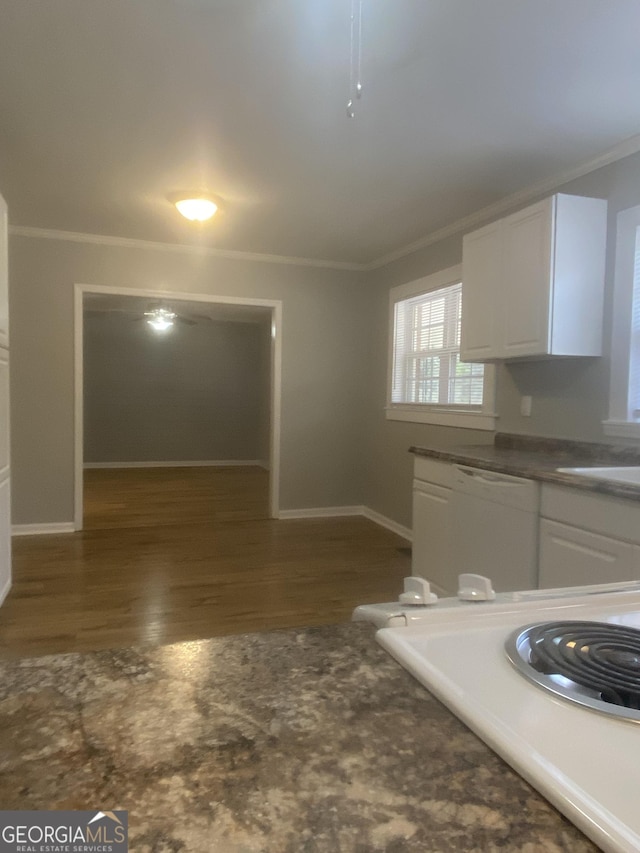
<box><xmin>451</xmin><ymin>466</ymin><xmax>540</xmax><ymax>593</ymax></box>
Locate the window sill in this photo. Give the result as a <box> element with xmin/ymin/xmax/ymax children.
<box><xmin>386</xmin><ymin>406</ymin><xmax>497</xmax><ymax>431</ymax></box>
<box><xmin>602</xmin><ymin>419</ymin><xmax>640</xmax><ymax>439</ymax></box>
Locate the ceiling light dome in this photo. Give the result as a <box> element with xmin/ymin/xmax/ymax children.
<box><xmin>169</xmin><ymin>192</ymin><xmax>220</xmax><ymax>222</ymax></box>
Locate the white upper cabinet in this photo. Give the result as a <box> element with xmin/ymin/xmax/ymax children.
<box><xmin>502</xmin><ymin>199</ymin><xmax>553</xmax><ymax>358</ymax></box>
<box><xmin>460</xmin><ymin>193</ymin><xmax>607</xmax><ymax>361</ymax></box>
<box><xmin>0</xmin><ymin>193</ymin><xmax>7</xmax><ymax>350</ymax></box>
<box><xmin>458</xmin><ymin>220</ymin><xmax>502</xmax><ymax>362</ymax></box>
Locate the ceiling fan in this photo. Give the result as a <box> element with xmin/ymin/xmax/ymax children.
<box><xmin>85</xmin><ymin>302</ymin><xmax>212</xmax><ymax>331</ymax></box>
<box><xmin>143</xmin><ymin>306</ymin><xmax>192</xmax><ymax>331</ymax></box>
<box><xmin>140</xmin><ymin>305</ymin><xmax>218</xmax><ymax>332</ymax></box>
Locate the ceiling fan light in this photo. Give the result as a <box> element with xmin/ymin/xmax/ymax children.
<box><xmin>173</xmin><ymin>195</ymin><xmax>218</xmax><ymax>222</ymax></box>
<box><xmin>147</xmin><ymin>317</ymin><xmax>174</xmax><ymax>332</ymax></box>
<box><xmin>145</xmin><ymin>307</ymin><xmax>176</xmax><ymax>332</ymax></box>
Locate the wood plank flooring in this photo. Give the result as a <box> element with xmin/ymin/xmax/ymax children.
<box><xmin>83</xmin><ymin>465</ymin><xmax>271</xmax><ymax>529</ymax></box>
<box><xmin>0</xmin><ymin>467</ymin><xmax>411</xmax><ymax>659</ymax></box>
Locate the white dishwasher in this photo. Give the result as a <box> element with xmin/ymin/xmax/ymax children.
<box><xmin>451</xmin><ymin>465</ymin><xmax>540</xmax><ymax>592</ymax></box>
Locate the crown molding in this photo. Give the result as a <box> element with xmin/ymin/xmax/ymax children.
<box><xmin>8</xmin><ymin>225</ymin><xmax>366</xmax><ymax>272</ymax></box>
<box><xmin>365</xmin><ymin>131</ymin><xmax>640</xmax><ymax>271</ymax></box>
<box><xmin>9</xmin><ymin>132</ymin><xmax>640</xmax><ymax>274</ymax></box>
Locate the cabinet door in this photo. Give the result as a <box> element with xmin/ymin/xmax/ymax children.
<box><xmin>0</xmin><ymin>351</ymin><xmax>7</xmax><ymax>481</ymax></box>
<box><xmin>0</xmin><ymin>194</ymin><xmax>7</xmax><ymax>349</ymax></box>
<box><xmin>0</xmin><ymin>477</ymin><xmax>9</xmax><ymax>604</ymax></box>
<box><xmin>539</xmin><ymin>519</ymin><xmax>634</xmax><ymax>588</ymax></box>
<box><xmin>0</xmin><ymin>350</ymin><xmax>8</xmax><ymax>605</ymax></box>
<box><xmin>412</xmin><ymin>483</ymin><xmax>452</xmax><ymax>594</ymax></box>
<box><xmin>451</xmin><ymin>489</ymin><xmax>538</xmax><ymax>593</ymax></box>
<box><xmin>502</xmin><ymin>198</ymin><xmax>553</xmax><ymax>358</ymax></box>
<box><xmin>0</xmin><ymin>193</ymin><xmax>8</xmax><ymax>608</ymax></box>
<box><xmin>460</xmin><ymin>221</ymin><xmax>502</xmax><ymax>361</ymax></box>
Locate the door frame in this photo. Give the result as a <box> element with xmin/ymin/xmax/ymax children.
<box><xmin>73</xmin><ymin>283</ymin><xmax>282</xmax><ymax>530</ymax></box>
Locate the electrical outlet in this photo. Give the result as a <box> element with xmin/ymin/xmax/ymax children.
<box><xmin>520</xmin><ymin>395</ymin><xmax>532</xmax><ymax>417</ymax></box>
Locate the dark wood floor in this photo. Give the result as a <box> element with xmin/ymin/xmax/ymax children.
<box><xmin>0</xmin><ymin>467</ymin><xmax>411</xmax><ymax>659</ymax></box>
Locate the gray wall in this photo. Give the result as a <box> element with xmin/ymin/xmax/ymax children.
<box><xmin>362</xmin><ymin>236</ymin><xmax>495</xmax><ymax>530</ymax></box>
<box><xmin>83</xmin><ymin>312</ymin><xmax>270</xmax><ymax>464</ymax></box>
<box><xmin>9</xmin><ymin>238</ymin><xmax>367</xmax><ymax>524</ymax></box>
<box><xmin>11</xmin><ymin>149</ymin><xmax>640</xmax><ymax>529</ymax></box>
<box><xmin>364</xmin><ymin>150</ymin><xmax>640</xmax><ymax>528</ymax></box>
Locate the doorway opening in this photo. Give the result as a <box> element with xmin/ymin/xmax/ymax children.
<box><xmin>73</xmin><ymin>284</ymin><xmax>282</xmax><ymax>531</ymax></box>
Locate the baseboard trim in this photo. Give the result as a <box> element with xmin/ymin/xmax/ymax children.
<box><xmin>84</xmin><ymin>460</ymin><xmax>265</xmax><ymax>469</ymax></box>
<box><xmin>362</xmin><ymin>507</ymin><xmax>412</xmax><ymax>542</ymax></box>
<box><xmin>12</xmin><ymin>523</ymin><xmax>76</xmax><ymax>536</ymax></box>
<box><xmin>277</xmin><ymin>504</ymin><xmax>412</xmax><ymax>541</ymax></box>
<box><xmin>278</xmin><ymin>505</ymin><xmax>364</xmax><ymax>520</ymax></box>
<box><xmin>0</xmin><ymin>575</ymin><xmax>11</xmax><ymax>606</ymax></box>
<box><xmin>11</xmin><ymin>506</ymin><xmax>411</xmax><ymax>541</ymax></box>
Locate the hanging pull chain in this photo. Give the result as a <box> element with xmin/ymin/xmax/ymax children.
<box><xmin>347</xmin><ymin>0</ymin><xmax>363</xmax><ymax>118</ymax></box>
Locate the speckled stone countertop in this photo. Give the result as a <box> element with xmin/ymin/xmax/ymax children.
<box><xmin>411</xmin><ymin>432</ymin><xmax>640</xmax><ymax>502</ymax></box>
<box><xmin>0</xmin><ymin>622</ymin><xmax>596</xmax><ymax>852</ymax></box>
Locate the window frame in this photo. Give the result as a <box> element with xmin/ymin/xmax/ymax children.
<box><xmin>604</xmin><ymin>204</ymin><xmax>640</xmax><ymax>438</ymax></box>
<box><xmin>386</xmin><ymin>265</ymin><xmax>497</xmax><ymax>430</ymax></box>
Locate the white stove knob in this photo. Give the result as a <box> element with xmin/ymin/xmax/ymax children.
<box><xmin>399</xmin><ymin>576</ymin><xmax>438</xmax><ymax>606</ymax></box>
<box><xmin>458</xmin><ymin>573</ymin><xmax>496</xmax><ymax>602</ymax></box>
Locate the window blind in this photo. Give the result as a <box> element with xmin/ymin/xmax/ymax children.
<box><xmin>391</xmin><ymin>281</ymin><xmax>484</xmax><ymax>407</ymax></box>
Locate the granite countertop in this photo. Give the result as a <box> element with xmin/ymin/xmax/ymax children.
<box><xmin>0</xmin><ymin>622</ymin><xmax>596</xmax><ymax>852</ymax></box>
<box><xmin>411</xmin><ymin>432</ymin><xmax>640</xmax><ymax>502</ymax></box>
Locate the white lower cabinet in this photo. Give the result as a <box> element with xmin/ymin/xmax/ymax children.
<box><xmin>413</xmin><ymin>481</ymin><xmax>452</xmax><ymax>592</ymax></box>
<box><xmin>411</xmin><ymin>458</ymin><xmax>538</xmax><ymax>594</ymax></box>
<box><xmin>539</xmin><ymin>485</ymin><xmax>640</xmax><ymax>588</ymax></box>
<box><xmin>412</xmin><ymin>459</ymin><xmax>453</xmax><ymax>594</ymax></box>
<box><xmin>539</xmin><ymin>519</ymin><xmax>635</xmax><ymax>588</ymax></box>
<box><xmin>413</xmin><ymin>464</ymin><xmax>640</xmax><ymax>596</ymax></box>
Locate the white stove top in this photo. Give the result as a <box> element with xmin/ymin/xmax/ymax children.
<box><xmin>369</xmin><ymin>584</ymin><xmax>640</xmax><ymax>853</ymax></box>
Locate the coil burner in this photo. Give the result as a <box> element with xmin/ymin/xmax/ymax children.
<box><xmin>505</xmin><ymin>620</ymin><xmax>640</xmax><ymax>722</ymax></box>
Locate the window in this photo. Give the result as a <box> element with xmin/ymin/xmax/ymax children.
<box><xmin>391</xmin><ymin>281</ymin><xmax>485</xmax><ymax>406</ymax></box>
<box><xmin>387</xmin><ymin>265</ymin><xmax>496</xmax><ymax>429</ymax></box>
<box><xmin>605</xmin><ymin>205</ymin><xmax>640</xmax><ymax>437</ymax></box>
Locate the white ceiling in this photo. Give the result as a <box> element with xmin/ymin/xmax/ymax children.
<box><xmin>1</xmin><ymin>0</ymin><xmax>640</xmax><ymax>266</ymax></box>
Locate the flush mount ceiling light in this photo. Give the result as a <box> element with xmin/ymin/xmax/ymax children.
<box><xmin>145</xmin><ymin>307</ymin><xmax>176</xmax><ymax>332</ymax></box>
<box><xmin>168</xmin><ymin>192</ymin><xmax>220</xmax><ymax>222</ymax></box>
